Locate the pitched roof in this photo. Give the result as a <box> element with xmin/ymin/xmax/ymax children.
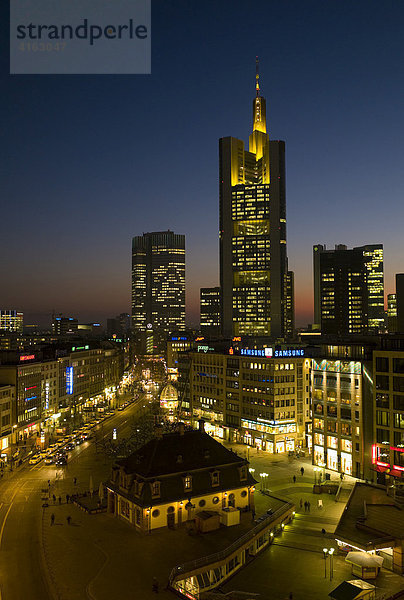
<box><xmin>329</xmin><ymin>581</ymin><xmax>364</xmax><ymax>600</ymax></box>
<box><xmin>116</xmin><ymin>429</ymin><xmax>247</xmax><ymax>478</ymax></box>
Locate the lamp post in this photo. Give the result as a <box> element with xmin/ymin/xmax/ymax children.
<box><xmin>260</xmin><ymin>472</ymin><xmax>268</xmax><ymax>491</ymax></box>
<box><xmin>322</xmin><ymin>547</ymin><xmax>334</xmax><ymax>580</ymax></box>
<box><xmin>328</xmin><ymin>548</ymin><xmax>334</xmax><ymax>581</ymax></box>
<box><xmin>323</xmin><ymin>548</ymin><xmax>328</xmax><ymax>578</ymax></box>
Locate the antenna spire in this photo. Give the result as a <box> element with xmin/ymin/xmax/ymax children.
<box><xmin>255</xmin><ymin>56</ymin><xmax>260</xmax><ymax>97</ymax></box>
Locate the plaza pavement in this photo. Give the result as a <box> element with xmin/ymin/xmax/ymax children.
<box><xmin>40</xmin><ymin>441</ymin><xmax>404</xmax><ymax>600</ymax></box>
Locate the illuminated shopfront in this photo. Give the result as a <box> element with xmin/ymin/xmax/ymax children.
<box><xmin>240</xmin><ymin>419</ymin><xmax>297</xmax><ymax>454</ymax></box>
<box><xmin>314</xmin><ymin>445</ymin><xmax>325</xmax><ymax>467</ymax></box>
<box><xmin>327</xmin><ymin>448</ymin><xmax>338</xmax><ymax>471</ymax></box>
<box><xmin>341</xmin><ymin>451</ymin><xmax>352</xmax><ymax>475</ymax></box>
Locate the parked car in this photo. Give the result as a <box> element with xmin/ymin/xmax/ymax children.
<box><xmin>29</xmin><ymin>455</ymin><xmax>42</xmax><ymax>465</ymax></box>
<box><xmin>55</xmin><ymin>457</ymin><xmax>67</xmax><ymax>466</ymax></box>
<box><xmin>44</xmin><ymin>455</ymin><xmax>55</xmax><ymax>465</ymax></box>
<box><xmin>64</xmin><ymin>443</ymin><xmax>75</xmax><ymax>451</ymax></box>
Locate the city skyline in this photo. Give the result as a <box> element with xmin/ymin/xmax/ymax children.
<box><xmin>2</xmin><ymin>1</ymin><xmax>404</xmax><ymax>327</ymax></box>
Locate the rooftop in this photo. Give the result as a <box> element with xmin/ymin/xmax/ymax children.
<box><xmin>116</xmin><ymin>428</ymin><xmax>248</xmax><ymax>479</ymax></box>
<box><xmin>334</xmin><ymin>482</ymin><xmax>404</xmax><ymax>549</ymax></box>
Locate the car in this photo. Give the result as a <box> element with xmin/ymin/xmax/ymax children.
<box><xmin>64</xmin><ymin>443</ymin><xmax>75</xmax><ymax>451</ymax></box>
<box><xmin>44</xmin><ymin>455</ymin><xmax>55</xmax><ymax>465</ymax></box>
<box><xmin>39</xmin><ymin>450</ymin><xmax>49</xmax><ymax>458</ymax></box>
<box><xmin>29</xmin><ymin>455</ymin><xmax>42</xmax><ymax>465</ymax></box>
<box><xmin>48</xmin><ymin>443</ymin><xmax>58</xmax><ymax>450</ymax></box>
<box><xmin>55</xmin><ymin>457</ymin><xmax>67</xmax><ymax>466</ymax></box>
<box><xmin>75</xmin><ymin>436</ymin><xmax>85</xmax><ymax>445</ymax></box>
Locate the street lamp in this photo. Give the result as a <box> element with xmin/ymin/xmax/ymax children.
<box><xmin>323</xmin><ymin>548</ymin><xmax>328</xmax><ymax>578</ymax></box>
<box><xmin>322</xmin><ymin>547</ymin><xmax>335</xmax><ymax>580</ymax></box>
<box><xmin>328</xmin><ymin>548</ymin><xmax>334</xmax><ymax>581</ymax></box>
<box><xmin>260</xmin><ymin>472</ymin><xmax>268</xmax><ymax>491</ymax></box>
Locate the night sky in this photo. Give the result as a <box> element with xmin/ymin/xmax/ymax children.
<box><xmin>2</xmin><ymin>0</ymin><xmax>404</xmax><ymax>328</ymax></box>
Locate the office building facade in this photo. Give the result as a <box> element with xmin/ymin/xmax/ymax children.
<box><xmin>132</xmin><ymin>231</ymin><xmax>185</xmax><ymax>353</ymax></box>
<box><xmin>396</xmin><ymin>274</ymin><xmax>404</xmax><ymax>333</ymax></box>
<box><xmin>219</xmin><ymin>63</ymin><xmax>294</xmax><ymax>340</ymax></box>
<box><xmin>200</xmin><ymin>287</ymin><xmax>221</xmax><ymax>337</ymax></box>
<box><xmin>180</xmin><ymin>344</ymin><xmax>311</xmax><ymax>453</ymax></box>
<box><xmin>313</xmin><ymin>244</ymin><xmax>384</xmax><ymax>335</ymax></box>
<box><xmin>311</xmin><ymin>343</ymin><xmax>374</xmax><ymax>480</ymax></box>
<box><xmin>387</xmin><ymin>294</ymin><xmax>397</xmax><ymax>333</ymax></box>
<box><xmin>372</xmin><ymin>337</ymin><xmax>404</xmax><ymax>485</ymax></box>
<box><xmin>0</xmin><ymin>310</ymin><xmax>23</xmax><ymax>333</ymax></box>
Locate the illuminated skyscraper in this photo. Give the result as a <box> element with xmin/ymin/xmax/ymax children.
<box><xmin>219</xmin><ymin>60</ymin><xmax>294</xmax><ymax>339</ymax></box>
<box><xmin>200</xmin><ymin>287</ymin><xmax>221</xmax><ymax>337</ymax></box>
<box><xmin>313</xmin><ymin>244</ymin><xmax>384</xmax><ymax>335</ymax></box>
<box><xmin>132</xmin><ymin>231</ymin><xmax>185</xmax><ymax>353</ymax></box>
<box><xmin>0</xmin><ymin>310</ymin><xmax>23</xmax><ymax>333</ymax></box>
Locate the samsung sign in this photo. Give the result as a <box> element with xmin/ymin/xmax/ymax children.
<box><xmin>240</xmin><ymin>348</ymin><xmax>273</xmax><ymax>357</ymax></box>
<box><xmin>240</xmin><ymin>348</ymin><xmax>304</xmax><ymax>358</ymax></box>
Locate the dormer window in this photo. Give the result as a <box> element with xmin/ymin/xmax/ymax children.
<box><xmin>134</xmin><ymin>480</ymin><xmax>141</xmax><ymax>496</ymax></box>
<box><xmin>210</xmin><ymin>470</ymin><xmax>220</xmax><ymax>487</ymax></box>
<box><xmin>177</xmin><ymin>454</ymin><xmax>183</xmax><ymax>464</ymax></box>
<box><xmin>183</xmin><ymin>475</ymin><xmax>192</xmax><ymax>491</ymax></box>
<box><xmin>151</xmin><ymin>481</ymin><xmax>160</xmax><ymax>497</ymax></box>
<box><xmin>239</xmin><ymin>465</ymin><xmax>247</xmax><ymax>481</ymax></box>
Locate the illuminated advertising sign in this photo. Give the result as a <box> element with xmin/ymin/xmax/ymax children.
<box><xmin>66</xmin><ymin>366</ymin><xmax>73</xmax><ymax>395</ymax></box>
<box><xmin>20</xmin><ymin>354</ymin><xmax>35</xmax><ymax>361</ymax></box>
<box><xmin>240</xmin><ymin>347</ymin><xmax>273</xmax><ymax>357</ymax></box>
<box><xmin>274</xmin><ymin>349</ymin><xmax>304</xmax><ymax>357</ymax></box>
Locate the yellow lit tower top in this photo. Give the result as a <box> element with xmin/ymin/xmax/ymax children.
<box><xmin>249</xmin><ymin>57</ymin><xmax>270</xmax><ymax>181</ymax></box>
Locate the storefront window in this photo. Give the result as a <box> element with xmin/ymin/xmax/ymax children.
<box><xmin>327</xmin><ymin>448</ymin><xmax>338</xmax><ymax>471</ymax></box>
<box><xmin>285</xmin><ymin>438</ymin><xmax>294</xmax><ymax>451</ymax></box>
<box><xmin>314</xmin><ymin>418</ymin><xmax>324</xmax><ymax>430</ymax></box>
<box><xmin>314</xmin><ymin>445</ymin><xmax>325</xmax><ymax>467</ymax></box>
<box><xmin>341</xmin><ymin>451</ymin><xmax>352</xmax><ymax>475</ymax></box>
<box><xmin>276</xmin><ymin>441</ymin><xmax>285</xmax><ymax>453</ymax></box>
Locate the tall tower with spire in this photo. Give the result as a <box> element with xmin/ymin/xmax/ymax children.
<box><xmin>219</xmin><ymin>60</ymin><xmax>294</xmax><ymax>339</ymax></box>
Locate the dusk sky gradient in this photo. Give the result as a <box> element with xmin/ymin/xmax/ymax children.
<box><xmin>2</xmin><ymin>0</ymin><xmax>404</xmax><ymax>328</ymax></box>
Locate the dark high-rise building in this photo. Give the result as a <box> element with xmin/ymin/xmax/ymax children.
<box><xmin>200</xmin><ymin>287</ymin><xmax>221</xmax><ymax>337</ymax></box>
<box><xmin>219</xmin><ymin>60</ymin><xmax>293</xmax><ymax>339</ymax></box>
<box><xmin>396</xmin><ymin>274</ymin><xmax>404</xmax><ymax>333</ymax></box>
<box><xmin>313</xmin><ymin>244</ymin><xmax>384</xmax><ymax>335</ymax></box>
<box><xmin>132</xmin><ymin>231</ymin><xmax>185</xmax><ymax>353</ymax></box>
<box><xmin>107</xmin><ymin>313</ymin><xmax>131</xmax><ymax>339</ymax></box>
<box><xmin>387</xmin><ymin>293</ymin><xmax>397</xmax><ymax>333</ymax></box>
<box><xmin>52</xmin><ymin>316</ymin><xmax>78</xmax><ymax>335</ymax></box>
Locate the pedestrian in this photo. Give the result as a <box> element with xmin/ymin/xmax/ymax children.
<box><xmin>66</xmin><ymin>494</ymin><xmax>70</xmax><ymax>503</ymax></box>
<box><xmin>289</xmin><ymin>593</ymin><xmax>293</xmax><ymax>600</ymax></box>
<box><xmin>307</xmin><ymin>501</ymin><xmax>311</xmax><ymax>512</ymax></box>
<box><xmin>256</xmin><ymin>446</ymin><xmax>259</xmax><ymax>454</ymax></box>
<box><xmin>48</xmin><ymin>479</ymin><xmax>50</xmax><ymax>486</ymax></box>
<box><xmin>50</xmin><ymin>513</ymin><xmax>55</xmax><ymax>526</ymax></box>
<box><xmin>152</xmin><ymin>577</ymin><xmax>159</xmax><ymax>593</ymax></box>
<box><xmin>292</xmin><ymin>475</ymin><xmax>296</xmax><ymax>484</ymax></box>
<box><xmin>299</xmin><ymin>498</ymin><xmax>303</xmax><ymax>509</ymax></box>
<box><xmin>52</xmin><ymin>494</ymin><xmax>56</xmax><ymax>503</ymax></box>
<box><xmin>251</xmin><ymin>509</ymin><xmax>256</xmax><ymax>521</ymax></box>
<box><xmin>304</xmin><ymin>501</ymin><xmax>308</xmax><ymax>512</ymax></box>
<box><xmin>300</xmin><ymin>467</ymin><xmax>304</xmax><ymax>476</ymax></box>
<box><xmin>58</xmin><ymin>496</ymin><xmax>61</xmax><ymax>505</ymax></box>
<box><xmin>67</xmin><ymin>516</ymin><xmax>71</xmax><ymax>525</ymax></box>
<box><xmin>321</xmin><ymin>528</ymin><xmax>326</xmax><ymax>535</ymax></box>
<box><xmin>73</xmin><ymin>477</ymin><xmax>77</xmax><ymax>485</ymax></box>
